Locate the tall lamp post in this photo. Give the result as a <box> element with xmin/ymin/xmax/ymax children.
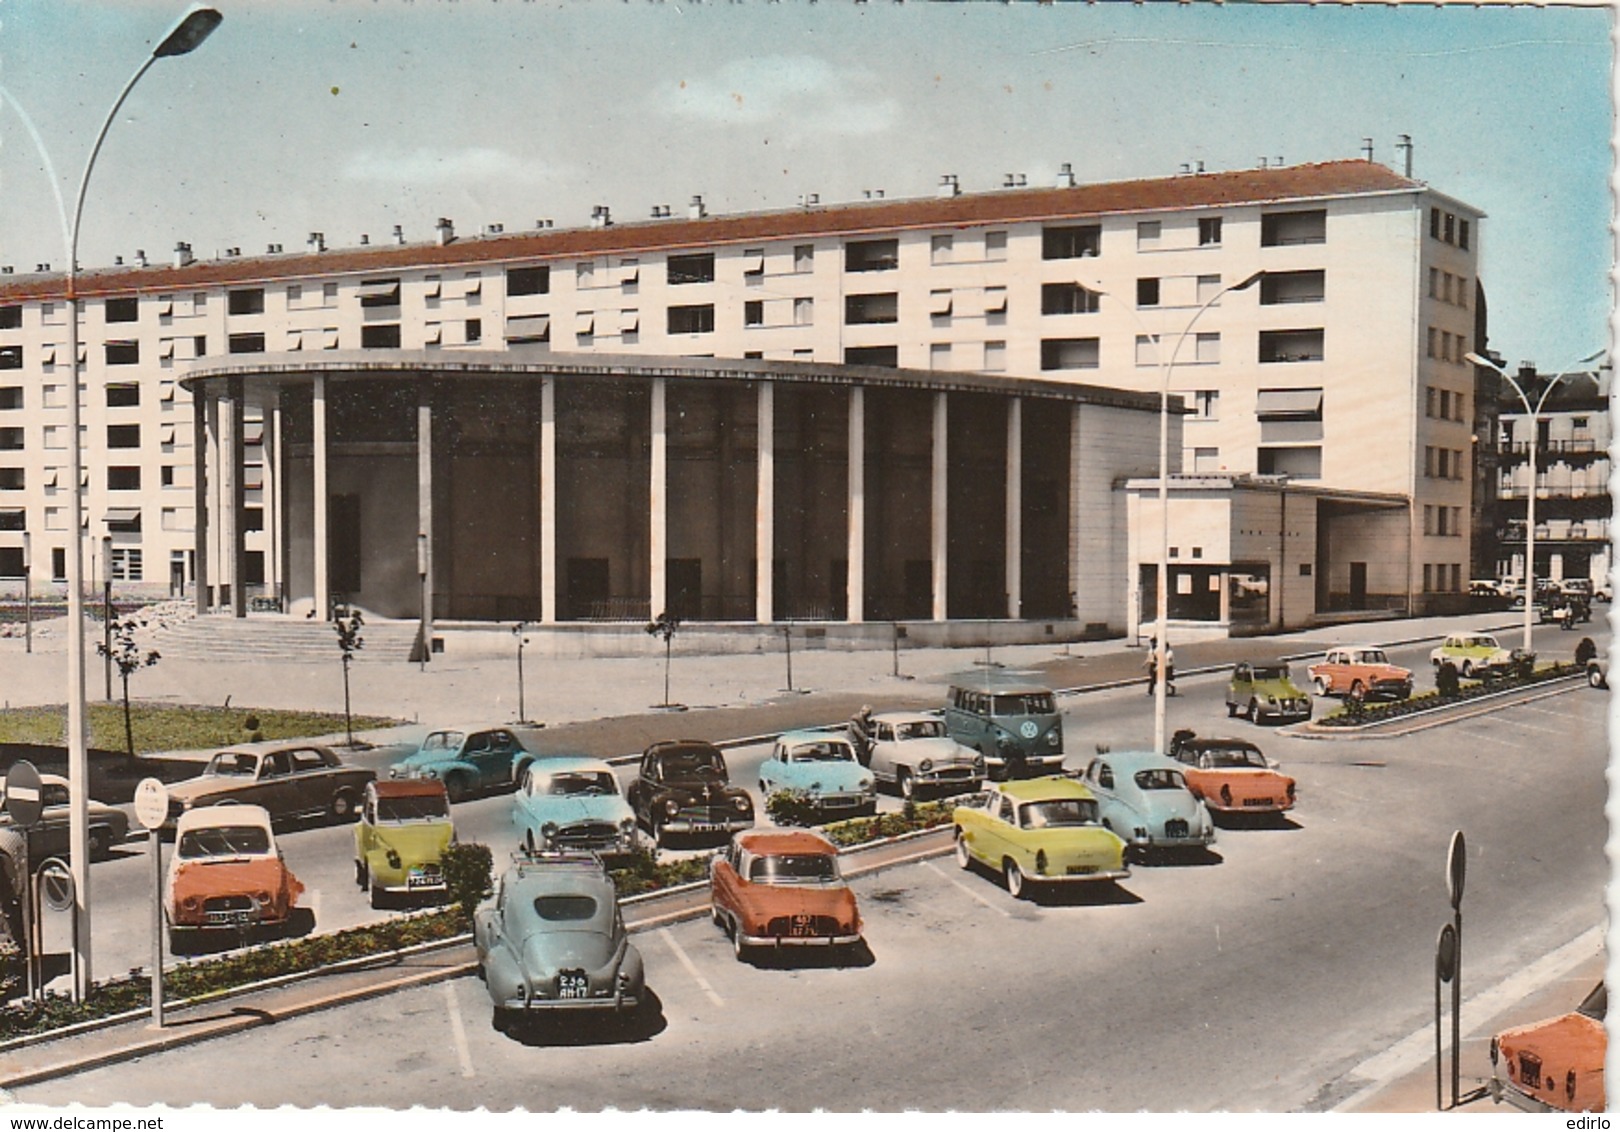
<box><xmin>21</xmin><ymin>530</ymin><xmax>30</xmax><ymax>655</ymax></box>
<box><xmin>1093</xmin><ymin>271</ymin><xmax>1264</xmax><ymax>753</ymax></box>
<box><xmin>1466</xmin><ymin>349</ymin><xmax>1604</xmax><ymax>653</ymax></box>
<box><xmin>61</xmin><ymin>3</ymin><xmax>223</xmax><ymax>1001</ymax></box>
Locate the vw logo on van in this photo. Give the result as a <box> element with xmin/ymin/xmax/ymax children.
<box><xmin>1019</xmin><ymin>721</ymin><xmax>1039</xmax><ymax>739</ymax></box>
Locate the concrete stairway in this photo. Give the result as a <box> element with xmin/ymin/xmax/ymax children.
<box><xmin>152</xmin><ymin>614</ymin><xmax>419</xmax><ymax>663</ymax></box>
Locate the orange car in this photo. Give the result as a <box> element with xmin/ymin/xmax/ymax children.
<box><xmin>709</xmin><ymin>829</ymin><xmax>862</xmax><ymax>961</ymax></box>
<box><xmin>166</xmin><ymin>804</ymin><xmax>305</xmax><ymax>949</ymax></box>
<box><xmin>1490</xmin><ymin>982</ymin><xmax>1606</xmax><ymax>1112</ymax></box>
<box><xmin>1166</xmin><ymin>732</ymin><xmax>1296</xmax><ymax>815</ymax></box>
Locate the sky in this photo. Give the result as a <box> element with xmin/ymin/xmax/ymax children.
<box><xmin>0</xmin><ymin>0</ymin><xmax>1609</xmax><ymax>369</ymax></box>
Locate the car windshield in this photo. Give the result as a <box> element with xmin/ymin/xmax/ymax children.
<box><xmin>376</xmin><ymin>794</ymin><xmax>451</xmax><ymax>822</ymax></box>
<box><xmin>420</xmin><ymin>731</ymin><xmax>465</xmax><ymax>752</ymax></box>
<box><xmin>1203</xmin><ymin>747</ymin><xmax>1267</xmax><ymax>770</ymax></box>
<box><xmin>1250</xmin><ymin>666</ymin><xmax>1288</xmax><ymax>681</ymax></box>
<box><xmin>1018</xmin><ymin>798</ymin><xmax>1098</xmax><ymax>829</ymax></box>
<box><xmin>787</xmin><ymin>741</ymin><xmax>854</xmax><ymax>763</ymax></box>
<box><xmin>204</xmin><ymin>752</ymin><xmax>259</xmax><ymax>777</ymax></box>
<box><xmin>895</xmin><ymin>720</ymin><xmax>944</xmax><ymax>740</ymax></box>
<box><xmin>1464</xmin><ymin>637</ymin><xmax>1497</xmax><ymax>649</ymax></box>
<box><xmin>178</xmin><ymin>825</ymin><xmax>271</xmax><ymax>859</ymax></box>
<box><xmin>542</xmin><ymin>772</ymin><xmax>619</xmax><ymax>797</ymax></box>
<box><xmin>1134</xmin><ymin>768</ymin><xmax>1186</xmax><ymax>791</ymax></box>
<box><xmin>661</xmin><ymin>750</ymin><xmax>726</xmax><ymax>778</ymax></box>
<box><xmin>750</xmin><ymin>853</ymin><xmax>840</xmax><ymax>884</ymax></box>
<box><xmin>992</xmin><ymin>693</ymin><xmax>1055</xmax><ymax>715</ymax></box>
<box><xmin>534</xmin><ymin>894</ymin><xmax>598</xmax><ymax>921</ymax></box>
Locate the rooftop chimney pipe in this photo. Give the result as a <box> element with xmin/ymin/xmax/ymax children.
<box><xmin>1396</xmin><ymin>134</ymin><xmax>1413</xmax><ymax>177</ymax></box>
<box><xmin>688</xmin><ymin>195</ymin><xmax>707</xmax><ymax>220</ymax></box>
<box><xmin>1057</xmin><ymin>162</ymin><xmax>1075</xmax><ymax>189</ymax></box>
<box><xmin>435</xmin><ymin>218</ymin><xmax>454</xmax><ymax>246</ymax></box>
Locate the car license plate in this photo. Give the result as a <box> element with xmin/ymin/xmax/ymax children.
<box><xmin>1242</xmin><ymin>798</ymin><xmax>1273</xmax><ymax>808</ymax></box>
<box><xmin>790</xmin><ymin>914</ymin><xmax>813</xmax><ymax>937</ymax></box>
<box><xmin>557</xmin><ymin>971</ymin><xmax>588</xmax><ymax>999</ymax></box>
<box><xmin>690</xmin><ymin>821</ymin><xmax>721</xmax><ymax>832</ymax></box>
<box><xmin>205</xmin><ymin>909</ymin><xmax>253</xmax><ymax>926</ymax></box>
<box><xmin>1066</xmin><ymin>865</ymin><xmax>1098</xmax><ymax>876</ymax></box>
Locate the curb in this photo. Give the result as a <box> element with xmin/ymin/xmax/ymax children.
<box><xmin>1289</xmin><ymin>674</ymin><xmax>1585</xmax><ymax>741</ymax></box>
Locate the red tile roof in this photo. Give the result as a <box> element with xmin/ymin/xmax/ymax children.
<box><xmin>0</xmin><ymin>160</ymin><xmax>1424</xmax><ymax>302</ymax></box>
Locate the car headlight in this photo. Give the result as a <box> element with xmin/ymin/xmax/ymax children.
<box><xmin>182</xmin><ymin>896</ymin><xmax>200</xmax><ymax>913</ymax></box>
<box><xmin>541</xmin><ymin>822</ymin><xmax>559</xmax><ymax>844</ymax></box>
<box><xmin>619</xmin><ymin>817</ymin><xmax>635</xmax><ymax>834</ymax></box>
<box><xmin>664</xmin><ymin>799</ymin><xmax>680</xmax><ymax>817</ymax></box>
<box><xmin>1046</xmin><ymin>730</ymin><xmax>1060</xmax><ymax>746</ymax></box>
<box><xmin>388</xmin><ymin>767</ymin><xmax>404</xmax><ymax>779</ymax></box>
<box><xmin>254</xmin><ymin>890</ymin><xmax>272</xmax><ymax>906</ymax></box>
<box><xmin>732</xmin><ymin>795</ymin><xmax>750</xmax><ymax>813</ymax></box>
<box><xmin>859</xmin><ymin>777</ymin><xmax>875</xmax><ymax>792</ymax></box>
<box><xmin>919</xmin><ymin>758</ymin><xmax>934</xmax><ymax>773</ymax></box>
<box><xmin>972</xmin><ymin>756</ymin><xmax>985</xmax><ymax>775</ymax></box>
<box><xmin>386</xmin><ymin>849</ymin><xmax>402</xmax><ymax>869</ymax></box>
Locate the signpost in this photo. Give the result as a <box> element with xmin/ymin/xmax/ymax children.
<box><xmin>4</xmin><ymin>760</ymin><xmax>41</xmax><ymax>997</ymax></box>
<box><xmin>133</xmin><ymin>777</ymin><xmax>169</xmax><ymax>1027</ymax></box>
<box><xmin>1436</xmin><ymin>830</ymin><xmax>1467</xmax><ymax>1110</ymax></box>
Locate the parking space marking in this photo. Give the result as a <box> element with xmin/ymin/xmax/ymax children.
<box><xmin>443</xmin><ymin>980</ymin><xmax>476</xmax><ymax>1078</ymax></box>
<box><xmin>1454</xmin><ymin>728</ymin><xmax>1522</xmax><ymax>747</ymax></box>
<box><xmin>659</xmin><ymin>926</ymin><xmax>725</xmax><ymax>1008</ymax></box>
<box><xmin>921</xmin><ymin>860</ymin><xmax>1012</xmax><ymax>918</ymax></box>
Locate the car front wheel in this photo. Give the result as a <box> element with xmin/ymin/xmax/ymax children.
<box><xmin>1246</xmin><ymin>699</ymin><xmax>1259</xmax><ymax>722</ymax></box>
<box><xmin>1003</xmin><ymin>858</ymin><xmax>1026</xmax><ymax>899</ymax></box>
<box><xmin>330</xmin><ymin>789</ymin><xmax>358</xmax><ymax>821</ymax></box>
<box><xmin>1312</xmin><ymin>677</ymin><xmax>1328</xmax><ymax>696</ymax></box>
<box><xmin>1590</xmin><ymin>666</ymin><xmax>1608</xmax><ymax>689</ymax></box>
<box><xmin>444</xmin><ymin>775</ymin><xmax>470</xmax><ymax>804</ymax></box>
<box><xmin>954</xmin><ymin>831</ymin><xmax>972</xmax><ymax>870</ymax></box>
<box><xmin>897</xmin><ymin>769</ymin><xmax>916</xmax><ymax>800</ymax></box>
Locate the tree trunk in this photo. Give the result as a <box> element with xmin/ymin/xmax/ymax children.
<box><xmin>122</xmin><ymin>675</ymin><xmax>134</xmax><ymax>758</ymax></box>
<box><xmin>343</xmin><ymin>654</ymin><xmax>354</xmax><ymax>745</ymax></box>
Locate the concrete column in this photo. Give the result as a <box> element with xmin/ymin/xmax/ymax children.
<box><xmin>931</xmin><ymin>391</ymin><xmax>948</xmax><ymax>622</ymax></box>
<box><xmin>649</xmin><ymin>377</ymin><xmax>667</xmax><ymax>619</ymax></box>
<box><xmin>417</xmin><ymin>386</ymin><xmax>434</xmax><ymax>640</ymax></box>
<box><xmin>846</xmin><ymin>386</ymin><xmax>865</xmax><ymax>624</ymax></box>
<box><xmin>540</xmin><ymin>379</ymin><xmax>557</xmax><ymax>624</ymax></box>
<box><xmin>1005</xmin><ymin>397</ymin><xmax>1022</xmax><ymax>619</ymax></box>
<box><xmin>192</xmin><ymin>388</ymin><xmax>210</xmax><ymax>615</ymax></box>
<box><xmin>225</xmin><ymin>378</ymin><xmax>245</xmax><ymax>618</ymax></box>
<box><xmin>756</xmin><ymin>382</ymin><xmax>774</xmax><ymax>623</ymax></box>
<box><xmin>1219</xmin><ymin>568</ymin><xmax>1232</xmax><ymax>625</ymax></box>
<box><xmin>1071</xmin><ymin>403</ymin><xmax>1089</xmax><ymax>633</ymax></box>
<box><xmin>205</xmin><ymin>395</ymin><xmax>220</xmax><ymax>610</ymax></box>
<box><xmin>267</xmin><ymin>393</ymin><xmax>283</xmax><ymax>608</ymax></box>
<box><xmin>312</xmin><ymin>376</ymin><xmax>329</xmax><ymax>619</ymax></box>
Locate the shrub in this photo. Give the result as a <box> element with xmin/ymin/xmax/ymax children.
<box><xmin>1435</xmin><ymin>661</ymin><xmax>1461</xmax><ymax>697</ymax></box>
<box><xmin>440</xmin><ymin>842</ymin><xmax>494</xmax><ymax>925</ymax></box>
<box><xmin>608</xmin><ymin>848</ymin><xmax>712</xmax><ymax>898</ymax></box>
<box><xmin>764</xmin><ymin>789</ymin><xmax>820</xmax><ymax>827</ymax></box>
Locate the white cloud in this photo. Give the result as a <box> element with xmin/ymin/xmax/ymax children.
<box><xmin>342</xmin><ymin>147</ymin><xmax>554</xmax><ymax>186</ymax></box>
<box><xmin>662</xmin><ymin>55</ymin><xmax>897</xmax><ymax>137</ymax></box>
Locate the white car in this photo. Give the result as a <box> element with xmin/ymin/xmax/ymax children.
<box><xmin>851</xmin><ymin>712</ymin><xmax>983</xmax><ymax>800</ymax></box>
<box><xmin>1429</xmin><ymin>632</ymin><xmax>1515</xmax><ymax>677</ymax></box>
<box><xmin>166</xmin><ymin>804</ymin><xmax>305</xmax><ymax>948</ymax></box>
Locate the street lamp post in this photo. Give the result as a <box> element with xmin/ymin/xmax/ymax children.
<box><xmin>101</xmin><ymin>535</ymin><xmax>113</xmax><ymax>701</ymax></box>
<box><xmin>1094</xmin><ymin>271</ymin><xmax>1264</xmax><ymax>753</ymax></box>
<box><xmin>1465</xmin><ymin>349</ymin><xmax>1604</xmax><ymax>653</ymax></box>
<box><xmin>21</xmin><ymin>530</ymin><xmax>30</xmax><ymax>655</ymax></box>
<box><xmin>61</xmin><ymin>3</ymin><xmax>223</xmax><ymax>1001</ymax></box>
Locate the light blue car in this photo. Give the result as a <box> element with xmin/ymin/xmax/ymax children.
<box><xmin>512</xmin><ymin>756</ymin><xmax>640</xmax><ymax>862</ymax></box>
<box><xmin>1074</xmin><ymin>750</ymin><xmax>1215</xmax><ymax>858</ymax></box>
<box><xmin>758</xmin><ymin>730</ymin><xmax>877</xmax><ymax>821</ymax></box>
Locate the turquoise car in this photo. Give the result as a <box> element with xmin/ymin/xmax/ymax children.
<box><xmin>512</xmin><ymin>757</ymin><xmax>640</xmax><ymax>862</ymax></box>
<box><xmin>1075</xmin><ymin>750</ymin><xmax>1215</xmax><ymax>857</ymax></box>
<box><xmin>388</xmin><ymin>725</ymin><xmax>539</xmax><ymax>802</ymax></box>
<box><xmin>757</xmin><ymin>731</ymin><xmax>877</xmax><ymax>821</ymax></box>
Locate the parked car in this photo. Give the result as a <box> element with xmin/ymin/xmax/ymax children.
<box><xmin>951</xmin><ymin>777</ymin><xmax>1128</xmax><ymax>899</ymax></box>
<box><xmin>0</xmin><ymin>772</ymin><xmax>129</xmax><ymax>860</ymax></box>
<box><xmin>353</xmin><ymin>779</ymin><xmax>453</xmax><ymax>908</ymax></box>
<box><xmin>1074</xmin><ymin>751</ymin><xmax>1215</xmax><ymax>857</ymax></box>
<box><xmin>1429</xmin><ymin>632</ymin><xmax>1514</xmax><ymax>678</ymax></box>
<box><xmin>388</xmin><ymin>725</ymin><xmax>539</xmax><ymax>802</ymax></box>
<box><xmin>1166</xmin><ymin>731</ymin><xmax>1296</xmax><ymax>817</ymax></box>
<box><xmin>166</xmin><ymin>804</ymin><xmax>304</xmax><ymax>948</ymax></box>
<box><xmin>1586</xmin><ymin>651</ymin><xmax>1608</xmax><ymax>690</ymax></box>
<box><xmin>1307</xmin><ymin>647</ymin><xmax>1413</xmax><ymax>701</ymax></box>
<box><xmin>1539</xmin><ymin>594</ymin><xmax>1592</xmax><ymax>628</ymax></box>
<box><xmin>512</xmin><ymin>756</ymin><xmax>640</xmax><ymax>861</ymax></box>
<box><xmin>1489</xmin><ymin>981</ymin><xmax>1605</xmax><ymax>1112</ymax></box>
<box><xmin>165</xmin><ymin>743</ymin><xmax>376</xmax><ymax>829</ymax></box>
<box><xmin>1558</xmin><ymin>578</ymin><xmax>1594</xmax><ymax>599</ymax></box>
<box><xmin>757</xmin><ymin>731</ymin><xmax>876</xmax><ymax>821</ymax></box>
<box><xmin>851</xmin><ymin>711</ymin><xmax>983</xmax><ymax>799</ymax></box>
<box><xmin>1225</xmin><ymin>661</ymin><xmax>1312</xmax><ymax>723</ymax></box>
<box><xmin>626</xmin><ymin>741</ymin><xmax>754</xmax><ymax>846</ymax></box>
<box><xmin>1595</xmin><ymin>580</ymin><xmax>1613</xmax><ymax>603</ymax></box>
<box><xmin>709</xmin><ymin>829</ymin><xmax>862</xmax><ymax>960</ymax></box>
<box><xmin>472</xmin><ymin>854</ymin><xmax>644</xmax><ymax>1032</ymax></box>
<box><xmin>943</xmin><ymin>680</ymin><xmax>1065</xmax><ymax>780</ymax></box>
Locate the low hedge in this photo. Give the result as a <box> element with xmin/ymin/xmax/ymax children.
<box><xmin>1318</xmin><ymin>660</ymin><xmax>1579</xmax><ymax>727</ymax></box>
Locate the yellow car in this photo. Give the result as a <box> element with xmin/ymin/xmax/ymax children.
<box><xmin>952</xmin><ymin>777</ymin><xmax>1129</xmax><ymax>899</ymax></box>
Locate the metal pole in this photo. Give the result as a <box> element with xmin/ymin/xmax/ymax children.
<box><xmin>891</xmin><ymin>621</ymin><xmax>900</xmax><ymax>678</ymax></box>
<box><xmin>784</xmin><ymin>621</ymin><xmax>794</xmax><ymax>692</ymax></box>
<box><xmin>515</xmin><ymin>623</ymin><xmax>526</xmax><ymax>724</ymax></box>
<box><xmin>149</xmin><ymin>828</ymin><xmax>163</xmax><ymax>1027</ymax></box>
<box><xmin>21</xmin><ymin>530</ymin><xmax>30</xmax><ymax>655</ymax></box>
<box><xmin>1452</xmin><ymin>905</ymin><xmax>1462</xmax><ymax>1108</ymax></box>
<box><xmin>102</xmin><ymin>535</ymin><xmax>113</xmax><ymax>701</ymax></box>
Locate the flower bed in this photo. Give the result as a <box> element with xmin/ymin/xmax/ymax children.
<box><xmin>1316</xmin><ymin>660</ymin><xmax>1579</xmax><ymax>727</ymax></box>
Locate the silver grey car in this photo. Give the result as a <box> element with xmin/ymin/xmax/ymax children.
<box><xmin>849</xmin><ymin>711</ymin><xmax>983</xmax><ymax>800</ymax></box>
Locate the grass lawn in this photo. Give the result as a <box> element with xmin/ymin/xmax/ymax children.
<box><xmin>0</xmin><ymin>703</ymin><xmax>405</xmax><ymax>754</ymax></box>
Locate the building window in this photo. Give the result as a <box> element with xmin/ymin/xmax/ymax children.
<box><xmin>1137</xmin><ymin>220</ymin><xmax>1162</xmax><ymax>249</ymax></box>
<box><xmin>1135</xmin><ymin>335</ymin><xmax>1158</xmax><ymax>367</ymax></box>
<box><xmin>983</xmin><ymin>341</ymin><xmax>1007</xmax><ymax>371</ymax></box>
<box><xmin>465</xmin><ymin>318</ymin><xmax>482</xmax><ymax>344</ymax></box>
<box><xmin>105</xmin><ymin>341</ymin><xmax>139</xmax><ymax>366</ymax></box>
<box><xmin>1443</xmin><ymin>213</ymin><xmax>1455</xmax><ymax>244</ymax></box>
<box><xmin>1259</xmin><ymin>209</ymin><xmax>1327</xmax><ymax>247</ymax></box>
<box><xmin>1193</xmin><ymin>332</ymin><xmax>1220</xmax><ymax>364</ymax></box>
<box><xmin>1423</xmin><ymin>563</ymin><xmax>1433</xmax><ymax>593</ymax></box>
<box><xmin>984</xmin><ymin>231</ymin><xmax>1008</xmax><ymax>261</ymax></box>
<box><xmin>984</xmin><ymin>287</ymin><xmax>1008</xmax><ymax>325</ymax></box>
<box><xmin>1256</xmin><ymin>387</ymin><xmax>1324</xmax><ymax>423</ymax></box>
<box><xmin>844</xmin><ymin>346</ymin><xmax>898</xmax><ymax>368</ymax></box>
<box><xmin>845</xmin><ymin>293</ymin><xmax>898</xmax><ymax>325</ymax></box>
<box><xmin>929</xmin><ymin>343</ymin><xmax>952</xmax><ymax>370</ymax></box>
<box><xmin>1192</xmin><ymin>447</ymin><xmax>1220</xmax><ymax>473</ymax></box>
<box><xmin>105</xmin><ymin>297</ymin><xmax>139</xmax><ymax>323</ymax></box>
<box><xmin>228</xmin><ymin>288</ymin><xmax>265</xmax><ymax>315</ymax></box>
<box><xmin>576</xmin><ymin>261</ymin><xmax>595</xmax><ymax>289</ymax></box>
<box><xmin>195</xmin><ymin>334</ymin><xmax>209</xmax><ymax>357</ymax></box>
<box><xmin>107</xmin><ymin>466</ymin><xmax>141</xmax><ymax>491</ymax></box>
<box><xmin>0</xmin><ymin>468</ymin><xmax>22</xmax><ymax>490</ymax></box>
<box><xmin>1137</xmin><ymin>278</ymin><xmax>1161</xmax><ymax>308</ymax></box>
<box><xmin>507</xmin><ymin>265</ymin><xmax>550</xmax><ymax>296</ymax></box>
<box><xmin>667</xmin><ymin>252</ymin><xmax>716</xmax><ymax>285</ymax></box>
<box><xmin>793</xmin><ymin>297</ymin><xmax>814</xmax><ymax>326</ymax></box>
<box><xmin>931</xmin><ymin>235</ymin><xmax>953</xmax><ymax>265</ymax></box>
<box><xmin>1041</xmin><ymin>283</ymin><xmax>1100</xmax><ymax>316</ymax></box>
<box><xmin>1458</xmin><ymin>219</ymin><xmax>1470</xmax><ymax>251</ymax></box>
<box><xmin>667</xmin><ymin>304</ymin><xmax>715</xmax><ymax>335</ymax></box>
<box><xmin>52</xmin><ymin>547</ymin><xmax>65</xmax><ymax>580</ymax></box>
<box><xmin>1192</xmin><ymin>390</ymin><xmax>1219</xmax><ymax>419</ymax></box>
<box><xmin>111</xmin><ymin>548</ymin><xmax>142</xmax><ymax>582</ymax></box>
<box><xmin>228</xmin><ymin>333</ymin><xmax>266</xmax><ymax>355</ymax></box>
<box><xmin>106</xmin><ymin>383</ymin><xmax>140</xmax><ymax>407</ymax></box>
<box><xmin>0</xmin><ymin>429</ymin><xmax>21</xmax><ymax>451</ymax></box>
<box><xmin>739</xmin><ymin>251</ymin><xmax>762</xmax><ymax>287</ymax></box>
<box><xmin>0</xmin><ymin>306</ymin><xmax>18</xmax><ymax>330</ymax></box>
<box><xmin>793</xmin><ymin>245</ymin><xmax>814</xmax><ymax>273</ymax></box>
<box><xmin>1040</xmin><ymin>338</ymin><xmax>1100</xmax><ymax>371</ymax></box>
<box><xmin>1259</xmin><ymin>270</ymin><xmax>1325</xmax><ymax>305</ymax></box>
<box><xmin>1041</xmin><ymin>224</ymin><xmax>1101</xmax><ymax>260</ymax></box>
<box><xmin>0</xmin><ymin>388</ymin><xmax>20</xmax><ymax>410</ymax></box>
<box><xmin>244</xmin><ymin>507</ymin><xmax>264</xmax><ymax>532</ymax></box>
<box><xmin>1198</xmin><ymin>217</ymin><xmax>1222</xmax><ymax>246</ymax></box>
<box><xmin>0</xmin><ymin>510</ymin><xmax>23</xmax><ymax>532</ymax></box>
<box><xmin>0</xmin><ymin>347</ymin><xmax>23</xmax><ymax>371</ymax></box>
<box><xmin>845</xmin><ymin>239</ymin><xmax>899</xmax><ymax>273</ymax></box>
<box><xmin>929</xmin><ymin>290</ymin><xmax>953</xmax><ymax>323</ymax></box>
<box><xmin>361</xmin><ymin>324</ymin><xmax>401</xmax><ymax>349</ymax></box>
<box><xmin>322</xmin><ymin>282</ymin><xmax>338</xmax><ymax>306</ymax></box>
<box><xmin>358</xmin><ymin>278</ymin><xmax>401</xmax><ymax>309</ymax></box>
<box><xmin>1257</xmin><ymin>329</ymin><xmax>1324</xmax><ymax>363</ymax></box>
<box><xmin>1256</xmin><ymin>446</ymin><xmax>1322</xmax><ymax>479</ymax></box>
<box><xmin>107</xmin><ymin>424</ymin><xmax>141</xmax><ymax>448</ymax></box>
<box><xmin>161</xmin><ymin>465</ymin><xmax>175</xmax><ymax>488</ymax></box>
<box><xmin>744</xmin><ymin>301</ymin><xmax>764</xmax><ymax>328</ymax></box>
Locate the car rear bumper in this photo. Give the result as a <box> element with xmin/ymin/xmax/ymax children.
<box><xmin>738</xmin><ymin>932</ymin><xmax>862</xmax><ymax>948</ymax></box>
<box><xmin>1036</xmin><ymin>868</ymin><xmax>1130</xmax><ymax>884</ymax></box>
<box><xmin>500</xmin><ymin>993</ymin><xmax>641</xmax><ymax>1013</ymax></box>
<box><xmin>661</xmin><ymin>818</ymin><xmax>753</xmax><ymax>834</ymax></box>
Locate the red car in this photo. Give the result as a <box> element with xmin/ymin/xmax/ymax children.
<box><xmin>1490</xmin><ymin>982</ymin><xmax>1606</xmax><ymax>1112</ymax></box>
<box><xmin>709</xmin><ymin>829</ymin><xmax>862</xmax><ymax>961</ymax></box>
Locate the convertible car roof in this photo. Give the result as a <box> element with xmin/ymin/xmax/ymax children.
<box><xmin>371</xmin><ymin>779</ymin><xmax>449</xmax><ymax>800</ymax></box>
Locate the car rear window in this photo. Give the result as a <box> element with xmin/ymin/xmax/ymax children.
<box><xmin>1134</xmin><ymin>768</ymin><xmax>1186</xmax><ymax>791</ymax></box>
<box><xmin>751</xmin><ymin>853</ymin><xmax>839</xmax><ymax>883</ymax></box>
<box><xmin>1018</xmin><ymin>798</ymin><xmax>1098</xmax><ymax>829</ymax></box>
<box><xmin>178</xmin><ymin>825</ymin><xmax>270</xmax><ymax>858</ymax></box>
<box><xmin>1251</xmin><ymin>666</ymin><xmax>1287</xmax><ymax>680</ymax></box>
<box><xmin>1205</xmin><ymin>748</ymin><xmax>1267</xmax><ymax>770</ymax></box>
<box><xmin>534</xmin><ymin>894</ymin><xmax>598</xmax><ymax>921</ymax></box>
<box><xmin>894</xmin><ymin>720</ymin><xmax>944</xmax><ymax>740</ymax></box>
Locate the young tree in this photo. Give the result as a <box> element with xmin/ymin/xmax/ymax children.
<box><xmin>644</xmin><ymin>611</ymin><xmax>682</xmax><ymax>708</ymax></box>
<box><xmin>333</xmin><ymin>605</ymin><xmax>365</xmax><ymax>745</ymax></box>
<box><xmin>96</xmin><ymin>617</ymin><xmax>160</xmax><ymax>757</ymax></box>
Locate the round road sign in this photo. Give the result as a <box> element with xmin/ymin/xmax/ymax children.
<box><xmin>1436</xmin><ymin>923</ymin><xmax>1458</xmax><ymax>983</ymax></box>
<box><xmin>133</xmin><ymin>778</ymin><xmax>170</xmax><ymax>832</ymax></box>
<box><xmin>4</xmin><ymin>760</ymin><xmax>43</xmax><ymax>829</ymax></box>
<box><xmin>36</xmin><ymin>857</ymin><xmax>74</xmax><ymax>913</ymax></box>
<box><xmin>1446</xmin><ymin>830</ymin><xmax>1467</xmax><ymax>910</ymax></box>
